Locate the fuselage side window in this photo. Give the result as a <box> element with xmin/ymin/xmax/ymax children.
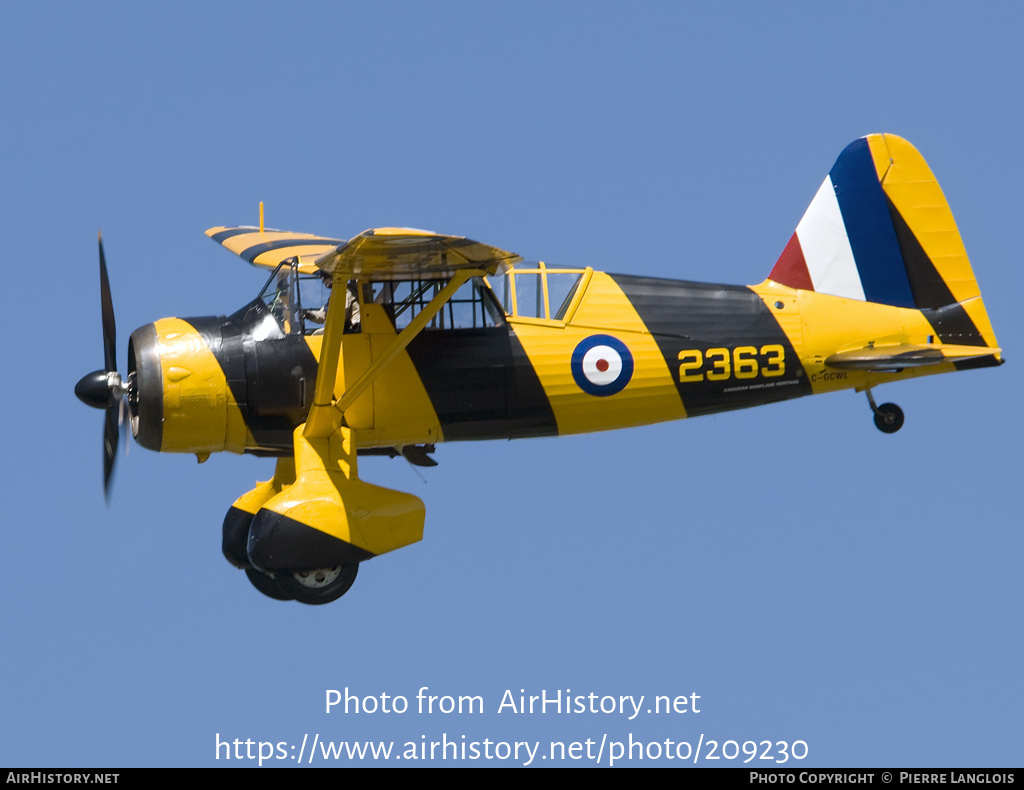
<box><xmin>485</xmin><ymin>262</ymin><xmax>586</xmax><ymax>321</ymax></box>
<box><xmin>372</xmin><ymin>277</ymin><xmax>505</xmax><ymax>331</ymax></box>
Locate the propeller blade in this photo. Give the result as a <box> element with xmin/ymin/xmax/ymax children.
<box><xmin>79</xmin><ymin>232</ymin><xmax>125</xmax><ymax>501</ymax></box>
<box><xmin>103</xmin><ymin>400</ymin><xmax>120</xmax><ymax>500</ymax></box>
<box><xmin>119</xmin><ymin>398</ymin><xmax>129</xmax><ymax>453</ymax></box>
<box><xmin>99</xmin><ymin>232</ymin><xmax>116</xmax><ymax>374</ymax></box>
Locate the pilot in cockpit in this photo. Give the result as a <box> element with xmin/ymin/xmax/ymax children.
<box><xmin>302</xmin><ymin>274</ymin><xmax>361</xmax><ymax>333</ymax></box>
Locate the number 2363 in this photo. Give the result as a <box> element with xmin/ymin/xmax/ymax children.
<box><xmin>678</xmin><ymin>345</ymin><xmax>785</xmax><ymax>382</ymax></box>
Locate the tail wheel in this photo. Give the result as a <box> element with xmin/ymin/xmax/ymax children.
<box><xmin>873</xmin><ymin>402</ymin><xmax>905</xmax><ymax>434</ymax></box>
<box><xmin>274</xmin><ymin>564</ymin><xmax>359</xmax><ymax>605</ymax></box>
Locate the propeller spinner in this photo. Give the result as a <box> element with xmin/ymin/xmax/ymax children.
<box><xmin>75</xmin><ymin>233</ymin><xmax>129</xmax><ymax>499</ymax></box>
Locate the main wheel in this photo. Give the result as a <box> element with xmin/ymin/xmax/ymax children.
<box><xmin>274</xmin><ymin>564</ymin><xmax>359</xmax><ymax>605</ymax></box>
<box><xmin>223</xmin><ymin>507</ymin><xmax>256</xmax><ymax>569</ymax></box>
<box><xmin>873</xmin><ymin>402</ymin><xmax>905</xmax><ymax>434</ymax></box>
<box><xmin>245</xmin><ymin>568</ymin><xmax>293</xmax><ymax>601</ymax></box>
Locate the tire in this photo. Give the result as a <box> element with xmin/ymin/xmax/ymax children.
<box><xmin>274</xmin><ymin>564</ymin><xmax>359</xmax><ymax>605</ymax></box>
<box><xmin>873</xmin><ymin>403</ymin><xmax>905</xmax><ymax>434</ymax></box>
<box><xmin>223</xmin><ymin>507</ymin><xmax>255</xmax><ymax>569</ymax></box>
<box><xmin>245</xmin><ymin>568</ymin><xmax>293</xmax><ymax>601</ymax></box>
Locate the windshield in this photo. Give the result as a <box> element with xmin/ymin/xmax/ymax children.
<box><xmin>256</xmin><ymin>262</ymin><xmax>339</xmax><ymax>336</ymax></box>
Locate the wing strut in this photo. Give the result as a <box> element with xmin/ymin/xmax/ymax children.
<box><xmin>304</xmin><ymin>269</ymin><xmax>484</xmax><ymax>439</ymax></box>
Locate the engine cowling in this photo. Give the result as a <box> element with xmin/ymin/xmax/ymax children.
<box><xmin>128</xmin><ymin>303</ymin><xmax>320</xmax><ymax>456</ymax></box>
<box><xmin>129</xmin><ymin>318</ymin><xmax>244</xmax><ymax>454</ymax></box>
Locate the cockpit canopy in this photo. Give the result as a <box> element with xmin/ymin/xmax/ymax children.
<box><xmin>249</xmin><ymin>259</ymin><xmax>588</xmax><ymax>337</ymax></box>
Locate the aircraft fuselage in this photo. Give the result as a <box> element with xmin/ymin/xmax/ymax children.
<box><xmin>126</xmin><ymin>268</ymin><xmax>996</xmax><ymax>460</ymax></box>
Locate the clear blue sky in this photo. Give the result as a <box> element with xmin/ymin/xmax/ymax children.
<box><xmin>2</xmin><ymin>1</ymin><xmax>1021</xmax><ymax>767</ymax></box>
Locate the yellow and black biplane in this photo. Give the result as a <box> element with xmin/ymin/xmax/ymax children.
<box><xmin>75</xmin><ymin>134</ymin><xmax>1002</xmax><ymax>604</ymax></box>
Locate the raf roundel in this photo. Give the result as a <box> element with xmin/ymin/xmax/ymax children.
<box><xmin>571</xmin><ymin>335</ymin><xmax>635</xmax><ymax>396</ymax></box>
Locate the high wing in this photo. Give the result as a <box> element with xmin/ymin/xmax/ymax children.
<box><xmin>314</xmin><ymin>227</ymin><xmax>521</xmax><ymax>280</ymax></box>
<box><xmin>206</xmin><ymin>225</ymin><xmax>521</xmax><ymax>280</ymax></box>
<box><xmin>205</xmin><ymin>226</ymin><xmax>345</xmax><ymax>273</ymax></box>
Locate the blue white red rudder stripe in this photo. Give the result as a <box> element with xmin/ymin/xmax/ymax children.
<box><xmin>769</xmin><ymin>137</ymin><xmax>917</xmax><ymax>308</ymax></box>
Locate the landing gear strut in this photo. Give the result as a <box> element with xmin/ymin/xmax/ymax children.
<box><xmin>866</xmin><ymin>389</ymin><xmax>904</xmax><ymax>434</ymax></box>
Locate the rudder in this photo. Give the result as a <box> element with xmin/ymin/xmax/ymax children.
<box><xmin>768</xmin><ymin>134</ymin><xmax>1000</xmax><ymax>357</ymax></box>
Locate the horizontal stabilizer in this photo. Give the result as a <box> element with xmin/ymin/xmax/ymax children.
<box><xmin>825</xmin><ymin>343</ymin><xmax>1002</xmax><ymax>371</ymax></box>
